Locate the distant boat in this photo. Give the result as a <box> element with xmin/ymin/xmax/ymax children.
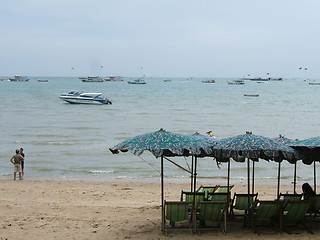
<box><xmin>227</xmin><ymin>80</ymin><xmax>244</xmax><ymax>85</ymax></box>
<box><xmin>244</xmin><ymin>93</ymin><xmax>259</xmax><ymax>97</ymax></box>
<box><xmin>250</xmin><ymin>77</ymin><xmax>269</xmax><ymax>81</ymax></box>
<box><xmin>202</xmin><ymin>79</ymin><xmax>215</xmax><ymax>83</ymax></box>
<box><xmin>127</xmin><ymin>78</ymin><xmax>146</xmax><ymax>84</ymax></box>
<box><xmin>38</xmin><ymin>79</ymin><xmax>48</xmax><ymax>82</ymax></box>
<box><xmin>309</xmin><ymin>82</ymin><xmax>320</xmax><ymax>85</ymax></box>
<box><xmin>59</xmin><ymin>91</ymin><xmax>112</xmax><ymax>105</ymax></box>
<box><xmin>79</xmin><ymin>76</ymin><xmax>104</xmax><ymax>82</ymax></box>
<box><xmin>250</xmin><ymin>77</ymin><xmax>282</xmax><ymax>81</ymax></box>
<box><xmin>0</xmin><ymin>78</ymin><xmax>10</xmax><ymax>82</ymax></box>
<box><xmin>9</xmin><ymin>75</ymin><xmax>29</xmax><ymax>81</ymax></box>
<box><xmin>269</xmin><ymin>77</ymin><xmax>283</xmax><ymax>81</ymax></box>
<box><xmin>163</xmin><ymin>79</ymin><xmax>172</xmax><ymax>82</ymax></box>
<box><xmin>104</xmin><ymin>76</ymin><xmax>123</xmax><ymax>81</ymax></box>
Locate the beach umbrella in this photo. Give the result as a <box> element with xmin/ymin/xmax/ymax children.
<box><xmin>109</xmin><ymin>128</ymin><xmax>214</xmax><ymax>231</ymax></box>
<box><xmin>272</xmin><ymin>135</ymin><xmax>300</xmax><ymax>193</ymax></box>
<box><xmin>290</xmin><ymin>136</ymin><xmax>320</xmax><ymax>192</ymax></box>
<box><xmin>213</xmin><ymin>132</ymin><xmax>299</xmax><ymax>198</ymax></box>
<box><xmin>188</xmin><ymin>132</ymin><xmax>219</xmax><ymax>190</ymax></box>
<box><xmin>110</xmin><ymin>128</ymin><xmax>213</xmax><ymax>157</ymax></box>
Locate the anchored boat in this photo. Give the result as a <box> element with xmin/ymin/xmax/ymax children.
<box><xmin>59</xmin><ymin>91</ymin><xmax>112</xmax><ymax>105</ymax></box>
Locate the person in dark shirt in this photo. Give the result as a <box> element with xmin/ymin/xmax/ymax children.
<box><xmin>20</xmin><ymin>148</ymin><xmax>25</xmax><ymax>178</ymax></box>
<box><xmin>302</xmin><ymin>182</ymin><xmax>316</xmax><ymax>200</ymax></box>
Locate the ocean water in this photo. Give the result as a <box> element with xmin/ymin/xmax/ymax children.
<box><xmin>1</xmin><ymin>77</ymin><xmax>319</xmax><ymax>188</ymax></box>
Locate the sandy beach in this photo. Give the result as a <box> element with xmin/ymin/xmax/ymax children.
<box><xmin>0</xmin><ymin>180</ymin><xmax>319</xmax><ymax>240</ymax></box>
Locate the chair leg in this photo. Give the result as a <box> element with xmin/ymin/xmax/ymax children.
<box><xmin>301</xmin><ymin>221</ymin><xmax>314</xmax><ymax>234</ymax></box>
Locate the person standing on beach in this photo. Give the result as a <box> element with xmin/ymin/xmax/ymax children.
<box><xmin>20</xmin><ymin>148</ymin><xmax>25</xmax><ymax>178</ymax></box>
<box><xmin>9</xmin><ymin>149</ymin><xmax>24</xmax><ymax>180</ymax></box>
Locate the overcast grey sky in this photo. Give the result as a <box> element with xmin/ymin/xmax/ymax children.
<box><xmin>1</xmin><ymin>0</ymin><xmax>319</xmax><ymax>77</ymax></box>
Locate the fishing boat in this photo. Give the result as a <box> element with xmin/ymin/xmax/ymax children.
<box><xmin>244</xmin><ymin>93</ymin><xmax>259</xmax><ymax>97</ymax></box>
<box><xmin>269</xmin><ymin>77</ymin><xmax>283</xmax><ymax>81</ymax></box>
<box><xmin>9</xmin><ymin>75</ymin><xmax>29</xmax><ymax>81</ymax></box>
<box><xmin>250</xmin><ymin>77</ymin><xmax>282</xmax><ymax>81</ymax></box>
<box><xmin>79</xmin><ymin>76</ymin><xmax>104</xmax><ymax>82</ymax></box>
<box><xmin>250</xmin><ymin>77</ymin><xmax>269</xmax><ymax>81</ymax></box>
<box><xmin>37</xmin><ymin>79</ymin><xmax>49</xmax><ymax>82</ymax></box>
<box><xmin>309</xmin><ymin>81</ymin><xmax>320</xmax><ymax>85</ymax></box>
<box><xmin>59</xmin><ymin>91</ymin><xmax>112</xmax><ymax>105</ymax></box>
<box><xmin>104</xmin><ymin>76</ymin><xmax>123</xmax><ymax>81</ymax></box>
<box><xmin>127</xmin><ymin>78</ymin><xmax>146</xmax><ymax>84</ymax></box>
<box><xmin>227</xmin><ymin>80</ymin><xmax>245</xmax><ymax>85</ymax></box>
<box><xmin>202</xmin><ymin>79</ymin><xmax>215</xmax><ymax>83</ymax></box>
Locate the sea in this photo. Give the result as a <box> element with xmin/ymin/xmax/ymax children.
<box><xmin>1</xmin><ymin>76</ymin><xmax>319</xmax><ymax>189</ymax></box>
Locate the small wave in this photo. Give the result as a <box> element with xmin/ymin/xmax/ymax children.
<box><xmin>32</xmin><ymin>167</ymin><xmax>55</xmax><ymax>172</ymax></box>
<box><xmin>90</xmin><ymin>170</ymin><xmax>114</xmax><ymax>174</ymax></box>
<box><xmin>1</xmin><ymin>172</ymin><xmax>11</xmax><ymax>176</ymax></box>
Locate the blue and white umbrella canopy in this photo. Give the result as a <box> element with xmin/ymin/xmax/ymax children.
<box><xmin>213</xmin><ymin>132</ymin><xmax>299</xmax><ymax>163</ymax></box>
<box><xmin>109</xmin><ymin>128</ymin><xmax>214</xmax><ymax>158</ymax></box>
<box><xmin>290</xmin><ymin>136</ymin><xmax>320</xmax><ymax>165</ymax></box>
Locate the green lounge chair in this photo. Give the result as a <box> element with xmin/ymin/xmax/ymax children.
<box><xmin>210</xmin><ymin>192</ymin><xmax>230</xmax><ymax>202</ymax></box>
<box><xmin>279</xmin><ymin>193</ymin><xmax>302</xmax><ymax>202</ymax></box>
<box><xmin>281</xmin><ymin>200</ymin><xmax>313</xmax><ymax>234</ymax></box>
<box><xmin>164</xmin><ymin>200</ymin><xmax>193</xmax><ymax>234</ymax></box>
<box><xmin>251</xmin><ymin>200</ymin><xmax>283</xmax><ymax>232</ymax></box>
<box><xmin>216</xmin><ymin>185</ymin><xmax>234</xmax><ymax>193</ymax></box>
<box><xmin>180</xmin><ymin>191</ymin><xmax>205</xmax><ymax>204</ymax></box>
<box><xmin>197</xmin><ymin>185</ymin><xmax>219</xmax><ymax>200</ymax></box>
<box><xmin>230</xmin><ymin>193</ymin><xmax>258</xmax><ymax>216</ymax></box>
<box><xmin>308</xmin><ymin>194</ymin><xmax>320</xmax><ymax>217</ymax></box>
<box><xmin>279</xmin><ymin>193</ymin><xmax>303</xmax><ymax>211</ymax></box>
<box><xmin>197</xmin><ymin>201</ymin><xmax>227</xmax><ymax>234</ymax></box>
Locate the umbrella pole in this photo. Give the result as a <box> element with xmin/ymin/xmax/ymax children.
<box><xmin>247</xmin><ymin>158</ymin><xmax>250</xmax><ymax>195</ymax></box>
<box><xmin>293</xmin><ymin>162</ymin><xmax>297</xmax><ymax>194</ymax></box>
<box><xmin>192</xmin><ymin>157</ymin><xmax>198</xmax><ymax>232</ymax></box>
<box><xmin>247</xmin><ymin>158</ymin><xmax>251</xmax><ymax>227</ymax></box>
<box><xmin>194</xmin><ymin>157</ymin><xmax>197</xmax><ymax>193</ymax></box>
<box><xmin>252</xmin><ymin>161</ymin><xmax>255</xmax><ymax>194</ymax></box>
<box><xmin>191</xmin><ymin>156</ymin><xmax>194</xmax><ymax>192</ymax></box>
<box><xmin>277</xmin><ymin>161</ymin><xmax>281</xmax><ymax>199</ymax></box>
<box><xmin>161</xmin><ymin>156</ymin><xmax>164</xmax><ymax>232</ymax></box>
<box><xmin>227</xmin><ymin>160</ymin><xmax>230</xmax><ymax>192</ymax></box>
<box><xmin>314</xmin><ymin>161</ymin><xmax>317</xmax><ymax>193</ymax></box>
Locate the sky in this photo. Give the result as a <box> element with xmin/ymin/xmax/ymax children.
<box><xmin>0</xmin><ymin>0</ymin><xmax>319</xmax><ymax>78</ymax></box>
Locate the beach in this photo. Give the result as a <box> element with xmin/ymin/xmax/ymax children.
<box><xmin>0</xmin><ymin>180</ymin><xmax>319</xmax><ymax>240</ymax></box>
<box><xmin>1</xmin><ymin>78</ymin><xmax>320</xmax><ymax>239</ymax></box>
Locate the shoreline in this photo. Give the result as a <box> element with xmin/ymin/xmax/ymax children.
<box><xmin>0</xmin><ymin>179</ymin><xmax>317</xmax><ymax>240</ymax></box>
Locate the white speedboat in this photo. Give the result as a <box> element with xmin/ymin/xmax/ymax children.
<box><xmin>59</xmin><ymin>91</ymin><xmax>112</xmax><ymax>105</ymax></box>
